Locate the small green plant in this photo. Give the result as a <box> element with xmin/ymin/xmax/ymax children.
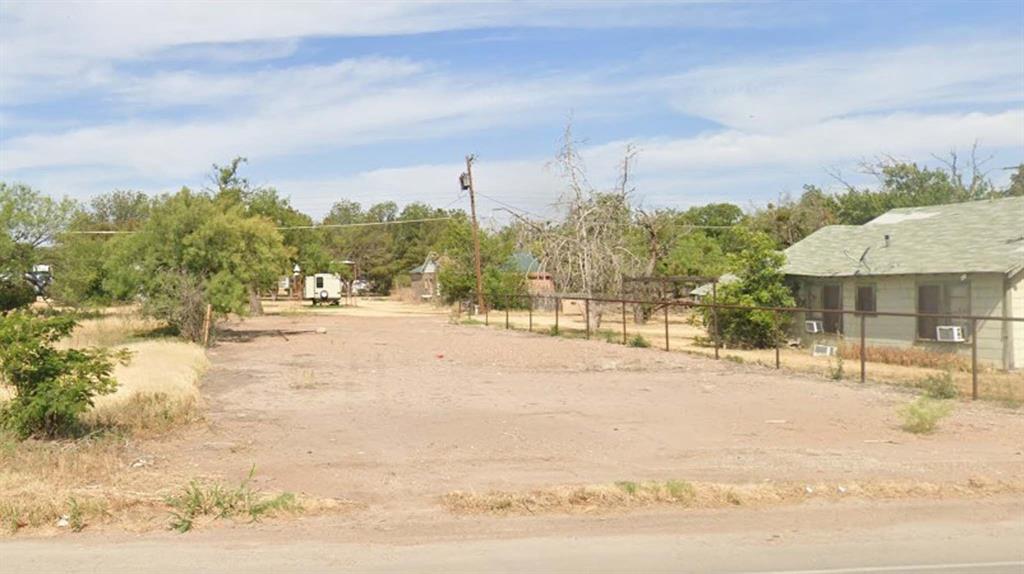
<box><xmin>547</xmin><ymin>325</ymin><xmax>560</xmax><ymax>337</ymax></box>
<box><xmin>919</xmin><ymin>371</ymin><xmax>958</xmax><ymax>399</ymax></box>
<box><xmin>724</xmin><ymin>354</ymin><xmax>745</xmax><ymax>364</ymax></box>
<box><xmin>664</xmin><ymin>480</ymin><xmax>695</xmax><ymax>501</ymax></box>
<box><xmin>898</xmin><ymin>397</ymin><xmax>953</xmax><ymax>434</ymax></box>
<box><xmin>828</xmin><ymin>354</ymin><xmax>844</xmax><ymax>381</ymax></box>
<box><xmin>66</xmin><ymin>497</ymin><xmax>85</xmax><ymax>532</ymax></box>
<box><xmin>627</xmin><ymin>334</ymin><xmax>651</xmax><ymax>348</ymax></box>
<box><xmin>165</xmin><ymin>466</ymin><xmax>299</xmax><ymax>532</ymax></box>
<box><xmin>614</xmin><ymin>481</ymin><xmax>638</xmax><ymax>495</ymax></box>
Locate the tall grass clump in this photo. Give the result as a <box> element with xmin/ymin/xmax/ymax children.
<box><xmin>166</xmin><ymin>467</ymin><xmax>299</xmax><ymax>533</ymax></box>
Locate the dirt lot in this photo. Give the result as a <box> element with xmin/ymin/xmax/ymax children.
<box><xmin>143</xmin><ymin>300</ymin><xmax>1024</xmax><ymax>513</ymax></box>
<box><xmin>6</xmin><ymin>299</ymin><xmax>1024</xmax><ymax>570</ymax></box>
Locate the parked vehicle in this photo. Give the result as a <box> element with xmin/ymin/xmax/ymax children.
<box><xmin>303</xmin><ymin>273</ymin><xmax>343</xmax><ymax>305</ymax></box>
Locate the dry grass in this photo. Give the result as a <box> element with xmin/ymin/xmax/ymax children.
<box><xmin>84</xmin><ymin>340</ymin><xmax>209</xmax><ymax>436</ymax></box>
<box><xmin>0</xmin><ymin>431</ymin><xmax>166</xmax><ymax>533</ymax></box>
<box><xmin>841</xmin><ymin>343</ymin><xmax>970</xmax><ymax>372</ymax></box>
<box><xmin>443</xmin><ymin>477</ymin><xmax>1024</xmax><ymax>516</ymax></box>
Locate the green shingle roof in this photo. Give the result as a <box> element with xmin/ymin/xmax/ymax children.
<box><xmin>782</xmin><ymin>197</ymin><xmax>1024</xmax><ymax>278</ymax></box>
<box><xmin>508</xmin><ymin>251</ymin><xmax>542</xmax><ymax>274</ymax></box>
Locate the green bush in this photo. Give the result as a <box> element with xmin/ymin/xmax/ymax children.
<box><xmin>919</xmin><ymin>371</ymin><xmax>958</xmax><ymax>399</ymax></box>
<box><xmin>898</xmin><ymin>397</ymin><xmax>953</xmax><ymax>434</ymax></box>
<box><xmin>627</xmin><ymin>334</ymin><xmax>651</xmax><ymax>348</ymax></box>
<box><xmin>0</xmin><ymin>311</ymin><xmax>128</xmax><ymax>439</ymax></box>
<box><xmin>701</xmin><ymin>230</ymin><xmax>794</xmax><ymax>349</ymax></box>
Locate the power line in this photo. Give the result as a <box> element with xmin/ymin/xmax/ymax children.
<box><xmin>62</xmin><ymin>216</ymin><xmax>454</xmax><ymax>235</ymax></box>
<box><xmin>473</xmin><ymin>189</ymin><xmax>545</xmax><ymax>219</ymax></box>
<box><xmin>276</xmin><ymin>217</ymin><xmax>453</xmax><ymax>230</ymax></box>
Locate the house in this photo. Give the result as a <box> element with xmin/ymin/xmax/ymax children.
<box><xmin>409</xmin><ymin>256</ymin><xmax>439</xmax><ymax>300</ymax></box>
<box><xmin>508</xmin><ymin>251</ymin><xmax>557</xmax><ymax>308</ymax></box>
<box><xmin>782</xmin><ymin>196</ymin><xmax>1024</xmax><ymax>369</ymax></box>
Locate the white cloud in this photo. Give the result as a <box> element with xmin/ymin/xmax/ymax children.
<box><xmin>0</xmin><ymin>57</ymin><xmax>600</xmax><ymax>177</ymax></box>
<box><xmin>667</xmin><ymin>41</ymin><xmax>1024</xmax><ymax>131</ymax></box>
<box><xmin>0</xmin><ymin>1</ymin><xmax>774</xmax><ymax>104</ymax></box>
<box><xmin>268</xmin><ymin>109</ymin><xmax>1024</xmax><ymax>218</ymax></box>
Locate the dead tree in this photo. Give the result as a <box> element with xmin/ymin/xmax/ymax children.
<box><xmin>526</xmin><ymin>124</ymin><xmax>642</xmax><ymax>331</ymax></box>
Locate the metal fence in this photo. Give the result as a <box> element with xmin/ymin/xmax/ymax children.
<box><xmin>455</xmin><ymin>292</ymin><xmax>1024</xmax><ymax>402</ymax></box>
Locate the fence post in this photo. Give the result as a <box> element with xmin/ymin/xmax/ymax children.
<box><xmin>860</xmin><ymin>313</ymin><xmax>866</xmax><ymax>384</ymax></box>
<box><xmin>528</xmin><ymin>296</ymin><xmax>533</xmax><ymax>332</ymax></box>
<box><xmin>505</xmin><ymin>295</ymin><xmax>510</xmax><ymax>330</ymax></box>
<box><xmin>712</xmin><ymin>282</ymin><xmax>720</xmax><ymax>360</ymax></box>
<box><xmin>622</xmin><ymin>301</ymin><xmax>627</xmax><ymax>344</ymax></box>
<box><xmin>664</xmin><ymin>305</ymin><xmax>670</xmax><ymax>351</ymax></box>
<box><xmin>774</xmin><ymin>311</ymin><xmax>781</xmax><ymax>369</ymax></box>
<box><xmin>585</xmin><ymin>298</ymin><xmax>591</xmax><ymax>340</ymax></box>
<box><xmin>971</xmin><ymin>317</ymin><xmax>978</xmax><ymax>400</ymax></box>
<box><xmin>555</xmin><ymin>296</ymin><xmax>560</xmax><ymax>333</ymax></box>
<box><xmin>484</xmin><ymin>294</ymin><xmax>489</xmax><ymax>326</ymax></box>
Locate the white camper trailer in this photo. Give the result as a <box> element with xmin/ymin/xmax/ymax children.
<box><xmin>303</xmin><ymin>273</ymin><xmax>343</xmax><ymax>306</ymax></box>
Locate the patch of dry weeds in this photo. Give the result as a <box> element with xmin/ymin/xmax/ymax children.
<box><xmin>443</xmin><ymin>477</ymin><xmax>1024</xmax><ymax>516</ymax></box>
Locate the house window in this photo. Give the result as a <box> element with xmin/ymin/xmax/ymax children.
<box><xmin>822</xmin><ymin>284</ymin><xmax>843</xmax><ymax>334</ymax></box>
<box><xmin>917</xmin><ymin>282</ymin><xmax>970</xmax><ymax>340</ymax></box>
<box><xmin>855</xmin><ymin>285</ymin><xmax>876</xmax><ymax>314</ymax></box>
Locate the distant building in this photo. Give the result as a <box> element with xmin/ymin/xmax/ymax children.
<box><xmin>782</xmin><ymin>197</ymin><xmax>1024</xmax><ymax>369</ymax></box>
<box><xmin>409</xmin><ymin>256</ymin><xmax>440</xmax><ymax>300</ymax></box>
<box><xmin>508</xmin><ymin>251</ymin><xmax>556</xmax><ymax>308</ymax></box>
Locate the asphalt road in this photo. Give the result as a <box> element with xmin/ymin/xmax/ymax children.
<box><xmin>4</xmin><ymin>515</ymin><xmax>1022</xmax><ymax>574</ymax></box>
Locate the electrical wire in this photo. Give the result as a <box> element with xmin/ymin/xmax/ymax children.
<box><xmin>62</xmin><ymin>216</ymin><xmax>454</xmax><ymax>235</ymax></box>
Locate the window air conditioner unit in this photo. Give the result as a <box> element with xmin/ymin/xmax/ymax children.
<box><xmin>936</xmin><ymin>325</ymin><xmax>965</xmax><ymax>343</ymax></box>
<box><xmin>805</xmin><ymin>320</ymin><xmax>823</xmax><ymax>334</ymax></box>
<box><xmin>812</xmin><ymin>344</ymin><xmax>837</xmax><ymax>357</ymax></box>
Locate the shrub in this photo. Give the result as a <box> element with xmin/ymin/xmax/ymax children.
<box><xmin>898</xmin><ymin>397</ymin><xmax>953</xmax><ymax>434</ymax></box>
<box><xmin>627</xmin><ymin>334</ymin><xmax>651</xmax><ymax>348</ymax></box>
<box><xmin>0</xmin><ymin>311</ymin><xmax>128</xmax><ymax>439</ymax></box>
<box><xmin>919</xmin><ymin>371</ymin><xmax>958</xmax><ymax>399</ymax></box>
<box><xmin>701</xmin><ymin>229</ymin><xmax>794</xmax><ymax>349</ymax></box>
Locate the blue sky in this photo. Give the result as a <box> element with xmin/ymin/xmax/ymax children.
<box><xmin>1</xmin><ymin>1</ymin><xmax>1021</xmax><ymax>221</ymax></box>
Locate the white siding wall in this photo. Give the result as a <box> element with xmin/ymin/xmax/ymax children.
<box><xmin>796</xmin><ymin>273</ymin><xmax>1010</xmax><ymax>368</ymax></box>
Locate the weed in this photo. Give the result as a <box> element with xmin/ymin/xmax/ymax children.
<box><xmin>724</xmin><ymin>355</ymin><xmax>745</xmax><ymax>364</ymax></box>
<box><xmin>828</xmin><ymin>354</ymin><xmax>844</xmax><ymax>381</ymax></box>
<box><xmin>919</xmin><ymin>371</ymin><xmax>958</xmax><ymax>400</ymax></box>
<box><xmin>627</xmin><ymin>334</ymin><xmax>651</xmax><ymax>348</ymax></box>
<box><xmin>664</xmin><ymin>480</ymin><xmax>695</xmax><ymax>501</ymax></box>
<box><xmin>165</xmin><ymin>466</ymin><xmax>300</xmax><ymax>533</ymax></box>
<box><xmin>614</xmin><ymin>481</ymin><xmax>638</xmax><ymax>495</ymax></box>
<box><xmin>66</xmin><ymin>497</ymin><xmax>85</xmax><ymax>532</ymax></box>
<box><xmin>898</xmin><ymin>397</ymin><xmax>953</xmax><ymax>434</ymax></box>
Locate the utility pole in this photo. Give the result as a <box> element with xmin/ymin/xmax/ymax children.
<box><xmin>461</xmin><ymin>155</ymin><xmax>485</xmax><ymax>312</ymax></box>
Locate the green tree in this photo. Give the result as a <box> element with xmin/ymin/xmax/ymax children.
<box><xmin>704</xmin><ymin>229</ymin><xmax>795</xmax><ymax>349</ymax></box>
<box><xmin>109</xmin><ymin>188</ymin><xmax>290</xmax><ymax>341</ymax></box>
<box><xmin>49</xmin><ymin>191</ymin><xmax>152</xmax><ymax>306</ymax></box>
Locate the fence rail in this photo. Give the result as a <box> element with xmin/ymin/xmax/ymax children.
<box><xmin>455</xmin><ymin>292</ymin><xmax>1024</xmax><ymax>401</ymax></box>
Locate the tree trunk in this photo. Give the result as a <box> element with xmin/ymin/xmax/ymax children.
<box><xmin>248</xmin><ymin>285</ymin><xmax>263</xmax><ymax>315</ymax></box>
